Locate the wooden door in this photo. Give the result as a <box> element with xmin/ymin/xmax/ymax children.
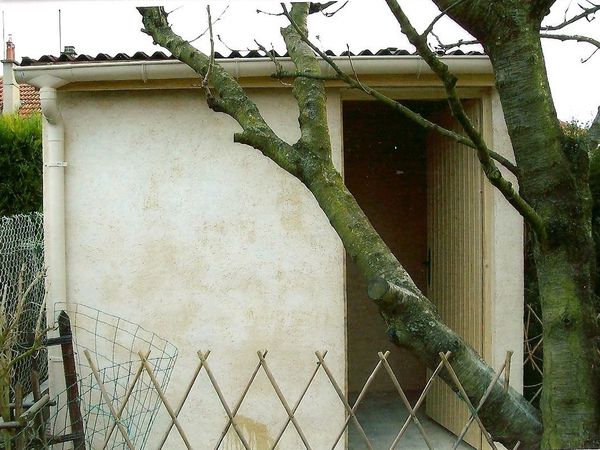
<box><xmin>425</xmin><ymin>101</ymin><xmax>485</xmax><ymax>449</ymax></box>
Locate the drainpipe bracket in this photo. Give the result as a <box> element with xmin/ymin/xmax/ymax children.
<box><xmin>45</xmin><ymin>161</ymin><xmax>68</xmax><ymax>167</ymax></box>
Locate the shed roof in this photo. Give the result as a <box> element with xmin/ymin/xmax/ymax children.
<box><xmin>19</xmin><ymin>48</ymin><xmax>483</xmax><ymax>67</ymax></box>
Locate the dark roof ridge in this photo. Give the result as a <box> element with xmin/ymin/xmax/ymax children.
<box><xmin>19</xmin><ymin>48</ymin><xmax>484</xmax><ymax>67</ymax></box>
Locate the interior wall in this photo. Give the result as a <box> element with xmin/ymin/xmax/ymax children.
<box><xmin>343</xmin><ymin>101</ymin><xmax>442</xmax><ymax>396</ymax></box>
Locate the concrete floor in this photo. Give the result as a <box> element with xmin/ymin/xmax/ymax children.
<box><xmin>348</xmin><ymin>393</ymin><xmax>474</xmax><ymax>450</ymax></box>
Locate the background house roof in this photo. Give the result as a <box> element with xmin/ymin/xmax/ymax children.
<box><xmin>0</xmin><ymin>82</ymin><xmax>40</xmax><ymax>116</ymax></box>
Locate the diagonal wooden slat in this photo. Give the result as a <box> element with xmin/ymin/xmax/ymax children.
<box><xmin>389</xmin><ymin>351</ymin><xmax>450</xmax><ymax>450</ymax></box>
<box><xmin>257</xmin><ymin>350</ymin><xmax>313</xmax><ymax>450</ymax></box>
<box><xmin>452</xmin><ymin>353</ymin><xmax>509</xmax><ymax>449</ymax></box>
<box><xmin>138</xmin><ymin>351</ymin><xmax>194</xmax><ymax>450</ymax></box>
<box><xmin>197</xmin><ymin>350</ymin><xmax>252</xmax><ymax>450</ymax></box>
<box><xmin>101</xmin><ymin>349</ymin><xmax>150</xmax><ymax>450</ymax></box>
<box><xmin>269</xmin><ymin>351</ymin><xmax>327</xmax><ymax>450</ymax></box>
<box><xmin>377</xmin><ymin>352</ymin><xmax>434</xmax><ymax>450</ymax></box>
<box><xmin>84</xmin><ymin>349</ymin><xmax>136</xmax><ymax>450</ymax></box>
<box><xmin>157</xmin><ymin>351</ymin><xmax>211</xmax><ymax>450</ymax></box>
<box><xmin>316</xmin><ymin>350</ymin><xmax>377</xmax><ymax>450</ymax></box>
<box><xmin>214</xmin><ymin>351</ymin><xmax>265</xmax><ymax>450</ymax></box>
<box><xmin>439</xmin><ymin>352</ymin><xmax>498</xmax><ymax>450</ymax></box>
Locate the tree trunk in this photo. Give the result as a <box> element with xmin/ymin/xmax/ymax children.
<box><xmin>486</xmin><ymin>25</ymin><xmax>600</xmax><ymax>450</ymax></box>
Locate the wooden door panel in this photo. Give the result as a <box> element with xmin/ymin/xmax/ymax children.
<box><xmin>425</xmin><ymin>102</ymin><xmax>484</xmax><ymax>449</ymax></box>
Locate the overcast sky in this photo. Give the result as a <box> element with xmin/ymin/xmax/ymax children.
<box><xmin>0</xmin><ymin>0</ymin><xmax>598</xmax><ymax>122</ymax></box>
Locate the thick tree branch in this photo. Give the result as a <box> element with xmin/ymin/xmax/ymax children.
<box><xmin>384</xmin><ymin>0</ymin><xmax>545</xmax><ymax>238</ymax></box>
<box><xmin>280</xmin><ymin>3</ymin><xmax>333</xmax><ymax>160</ymax></box>
<box><xmin>138</xmin><ymin>7</ymin><xmax>300</xmax><ymax>176</ymax></box>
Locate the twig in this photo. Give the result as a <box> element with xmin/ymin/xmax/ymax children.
<box><xmin>542</xmin><ymin>33</ymin><xmax>600</xmax><ymax>49</ymax></box>
<box><xmin>345</xmin><ymin>44</ymin><xmax>366</xmax><ymax>91</ymax></box>
<box><xmin>256</xmin><ymin>8</ymin><xmax>284</xmax><ymax>17</ymax></box>
<box><xmin>317</xmin><ymin>1</ymin><xmax>348</xmax><ymax>17</ymax></box>
<box><xmin>422</xmin><ymin>0</ymin><xmax>467</xmax><ymax>38</ymax></box>
<box><xmin>216</xmin><ymin>34</ymin><xmax>239</xmax><ymax>53</ymax></box>
<box><xmin>435</xmin><ymin>37</ymin><xmax>480</xmax><ymax>52</ymax></box>
<box><xmin>255</xmin><ymin>40</ymin><xmax>291</xmax><ymax>87</ymax></box>
<box><xmin>541</xmin><ymin>4</ymin><xmax>600</xmax><ymax>30</ymax></box>
<box><xmin>202</xmin><ymin>5</ymin><xmax>215</xmax><ymax>90</ymax></box>
<box><xmin>188</xmin><ymin>5</ymin><xmax>229</xmax><ymax>44</ymax></box>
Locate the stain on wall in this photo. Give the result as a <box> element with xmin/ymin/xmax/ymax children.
<box><xmin>223</xmin><ymin>416</ymin><xmax>274</xmax><ymax>450</ymax></box>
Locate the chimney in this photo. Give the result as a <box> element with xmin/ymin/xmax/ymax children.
<box><xmin>2</xmin><ymin>35</ymin><xmax>20</xmax><ymax>115</ymax></box>
<box><xmin>5</xmin><ymin>36</ymin><xmax>15</xmax><ymax>62</ymax></box>
<box><xmin>62</xmin><ymin>45</ymin><xmax>76</xmax><ymax>57</ymax></box>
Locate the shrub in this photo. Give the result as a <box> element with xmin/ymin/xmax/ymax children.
<box><xmin>0</xmin><ymin>115</ymin><xmax>42</xmax><ymax>216</ymax></box>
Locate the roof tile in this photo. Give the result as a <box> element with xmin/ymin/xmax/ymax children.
<box><xmin>0</xmin><ymin>83</ymin><xmax>41</xmax><ymax>116</ymax></box>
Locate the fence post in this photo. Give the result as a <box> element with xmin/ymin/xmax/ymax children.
<box><xmin>58</xmin><ymin>311</ymin><xmax>86</xmax><ymax>450</ymax></box>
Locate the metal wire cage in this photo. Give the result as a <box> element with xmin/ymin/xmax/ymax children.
<box><xmin>15</xmin><ymin>303</ymin><xmax>178</xmax><ymax>450</ymax></box>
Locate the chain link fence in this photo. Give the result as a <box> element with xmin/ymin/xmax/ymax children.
<box><xmin>0</xmin><ymin>212</ymin><xmax>47</xmax><ymax>397</ymax></box>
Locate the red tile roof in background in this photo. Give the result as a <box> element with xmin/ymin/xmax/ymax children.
<box><xmin>0</xmin><ymin>82</ymin><xmax>41</xmax><ymax>116</ymax></box>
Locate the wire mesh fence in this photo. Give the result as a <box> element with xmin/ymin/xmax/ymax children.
<box><xmin>0</xmin><ymin>212</ymin><xmax>47</xmax><ymax>398</ymax></box>
<box><xmin>42</xmin><ymin>303</ymin><xmax>178</xmax><ymax>450</ymax></box>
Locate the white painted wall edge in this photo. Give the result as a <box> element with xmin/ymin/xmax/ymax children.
<box><xmin>15</xmin><ymin>56</ymin><xmax>493</xmax><ymax>88</ymax></box>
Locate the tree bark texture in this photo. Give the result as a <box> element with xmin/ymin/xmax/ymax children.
<box><xmin>139</xmin><ymin>4</ymin><xmax>544</xmax><ymax>448</ymax></box>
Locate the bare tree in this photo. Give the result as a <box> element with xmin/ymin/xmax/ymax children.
<box><xmin>138</xmin><ymin>2</ymin><xmax>600</xmax><ymax>448</ymax></box>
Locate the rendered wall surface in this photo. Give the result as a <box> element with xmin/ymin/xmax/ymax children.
<box><xmin>45</xmin><ymin>83</ymin><xmax>524</xmax><ymax>449</ymax></box>
<box><xmin>489</xmin><ymin>91</ymin><xmax>524</xmax><ymax>392</ymax></box>
<box><xmin>56</xmin><ymin>87</ymin><xmax>346</xmax><ymax>449</ymax></box>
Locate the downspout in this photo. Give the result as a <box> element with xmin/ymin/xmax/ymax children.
<box><xmin>40</xmin><ymin>86</ymin><xmax>66</xmax><ymax>313</ymax></box>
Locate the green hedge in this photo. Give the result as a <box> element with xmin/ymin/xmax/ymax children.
<box><xmin>0</xmin><ymin>115</ymin><xmax>42</xmax><ymax>216</ymax></box>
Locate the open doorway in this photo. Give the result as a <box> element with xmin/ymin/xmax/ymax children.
<box><xmin>343</xmin><ymin>99</ymin><xmax>478</xmax><ymax>449</ymax></box>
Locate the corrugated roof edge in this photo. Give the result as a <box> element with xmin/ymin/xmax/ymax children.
<box><xmin>19</xmin><ymin>48</ymin><xmax>484</xmax><ymax>67</ymax></box>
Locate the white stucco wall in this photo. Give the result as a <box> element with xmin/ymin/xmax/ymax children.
<box><xmin>55</xmin><ymin>87</ymin><xmax>346</xmax><ymax>449</ymax></box>
<box><xmin>43</xmin><ymin>81</ymin><xmax>525</xmax><ymax>448</ymax></box>
<box><xmin>489</xmin><ymin>90</ymin><xmax>524</xmax><ymax>393</ymax></box>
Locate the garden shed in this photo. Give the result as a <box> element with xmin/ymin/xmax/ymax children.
<box><xmin>16</xmin><ymin>49</ymin><xmax>523</xmax><ymax>449</ymax></box>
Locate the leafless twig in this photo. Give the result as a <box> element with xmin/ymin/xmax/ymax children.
<box><xmin>345</xmin><ymin>44</ymin><xmax>366</xmax><ymax>91</ymax></box>
<box><xmin>541</xmin><ymin>33</ymin><xmax>600</xmax><ymax>62</ymax></box>
<box><xmin>317</xmin><ymin>1</ymin><xmax>348</xmax><ymax>17</ymax></box>
<box><xmin>541</xmin><ymin>3</ymin><xmax>600</xmax><ymax>31</ymax></box>
<box><xmin>434</xmin><ymin>36</ymin><xmax>480</xmax><ymax>52</ymax></box>
<box><xmin>256</xmin><ymin>8</ymin><xmax>282</xmax><ymax>16</ymax></box>
<box><xmin>188</xmin><ymin>5</ymin><xmax>229</xmax><ymax>44</ymax></box>
<box><xmin>422</xmin><ymin>0</ymin><xmax>467</xmax><ymax>38</ymax></box>
<box><xmin>202</xmin><ymin>5</ymin><xmax>215</xmax><ymax>93</ymax></box>
<box><xmin>255</xmin><ymin>39</ymin><xmax>291</xmax><ymax>87</ymax></box>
